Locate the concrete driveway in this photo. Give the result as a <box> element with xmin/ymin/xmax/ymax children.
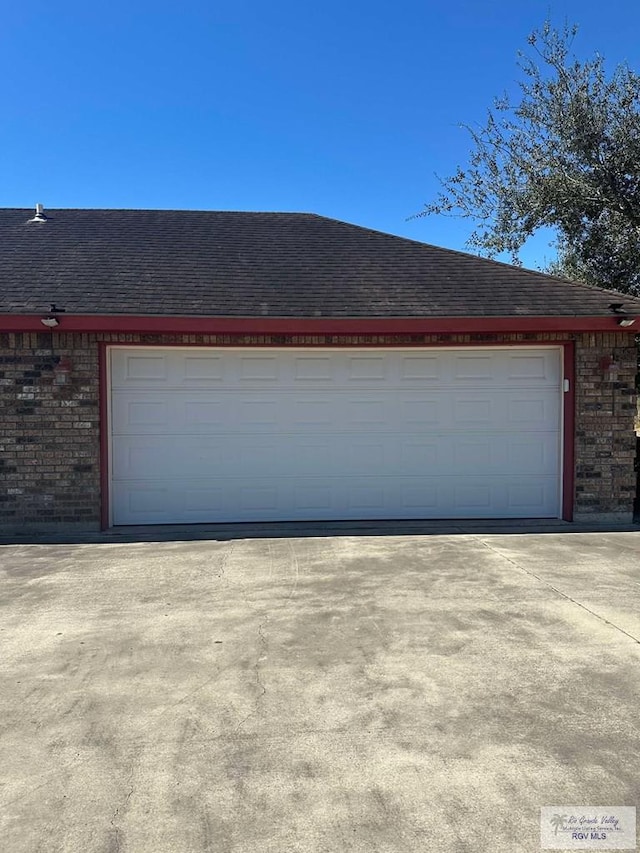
<box><xmin>1</xmin><ymin>529</ymin><xmax>639</xmax><ymax>853</ymax></box>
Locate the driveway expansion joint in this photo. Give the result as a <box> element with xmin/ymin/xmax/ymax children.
<box><xmin>473</xmin><ymin>535</ymin><xmax>640</xmax><ymax>646</ymax></box>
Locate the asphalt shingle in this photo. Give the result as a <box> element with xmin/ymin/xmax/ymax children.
<box><xmin>2</xmin><ymin>208</ymin><xmax>640</xmax><ymax>317</ymax></box>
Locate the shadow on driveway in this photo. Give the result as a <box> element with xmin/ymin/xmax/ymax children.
<box><xmin>2</xmin><ymin>517</ymin><xmax>639</xmax><ymax>546</ymax></box>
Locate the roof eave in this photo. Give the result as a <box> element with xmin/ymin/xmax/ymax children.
<box><xmin>1</xmin><ymin>314</ymin><xmax>637</xmax><ymax>335</ymax></box>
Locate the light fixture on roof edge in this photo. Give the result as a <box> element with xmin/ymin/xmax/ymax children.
<box><xmin>40</xmin><ymin>303</ymin><xmax>65</xmax><ymax>327</ymax></box>
<box><xmin>617</xmin><ymin>318</ymin><xmax>636</xmax><ymax>327</ymax></box>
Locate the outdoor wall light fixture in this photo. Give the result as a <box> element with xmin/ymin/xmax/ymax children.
<box><xmin>40</xmin><ymin>304</ymin><xmax>66</xmax><ymax>328</ymax></box>
<box><xmin>40</xmin><ymin>316</ymin><xmax>60</xmax><ymax>328</ymax></box>
<box><xmin>608</xmin><ymin>303</ymin><xmax>636</xmax><ymax>326</ymax></box>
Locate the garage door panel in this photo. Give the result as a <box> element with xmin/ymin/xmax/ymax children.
<box><xmin>449</xmin><ymin>394</ymin><xmax>499</xmax><ymax>428</ymax></box>
<box><xmin>399</xmin><ymin>483</ymin><xmax>439</xmax><ymax>509</ymax></box>
<box><xmin>112</xmin><ymin>392</ymin><xmax>224</xmax><ymax>434</ymax></box>
<box><xmin>448</xmin><ymin>350</ymin><xmax>561</xmax><ymax>386</ymax></box>
<box><xmin>506</xmin><ymin>479</ymin><xmax>559</xmax><ymax>514</ymax></box>
<box><xmin>110</xmin><ymin>347</ymin><xmax>563</xmax><ymax>524</ymax></box>
<box><xmin>235</xmin><ymin>398</ymin><xmax>279</xmax><ymax>430</ymax></box>
<box><xmin>111</xmin><ymin>483</ymin><xmax>171</xmax><ymax>523</ymax></box>
<box><xmin>182</xmin><ymin>355</ymin><xmax>224</xmax><ymax>382</ymax></box>
<box><xmin>183</xmin><ymin>400</ymin><xmax>225</xmax><ymax>428</ymax></box>
<box><xmin>341</xmin><ymin>439</ymin><xmax>388</xmax><ymax>475</ymax></box>
<box><xmin>288</xmin><ymin>439</ymin><xmax>335</xmax><ymax>474</ymax></box>
<box><xmin>290</xmin><ymin>398</ymin><xmax>334</xmax><ymax>427</ymax></box>
<box><xmin>127</xmin><ymin>487</ymin><xmax>169</xmax><ymax>515</ymax></box>
<box><xmin>238</xmin><ymin>355</ymin><xmax>279</xmax><ymax>382</ymax></box>
<box><xmin>449</xmin><ymin>434</ymin><xmax>560</xmax><ymax>476</ymax></box>
<box><xmin>293</xmin><ymin>356</ymin><xmax>333</xmax><ymax>381</ymax></box>
<box><xmin>507</xmin><ymin>396</ymin><xmax>560</xmax><ymax>425</ymax></box>
<box><xmin>124</xmin><ymin>400</ymin><xmax>169</xmax><ymax>428</ymax></box>
<box><xmin>399</xmin><ymin>356</ymin><xmax>441</xmax><ymax>381</ymax></box>
<box><xmin>399</xmin><ymin>398</ymin><xmax>441</xmax><ymax>426</ymax></box>
<box><xmin>449</xmin><ymin>477</ymin><xmax>558</xmax><ymax>516</ymax></box>
<box><xmin>453</xmin><ymin>354</ymin><xmax>495</xmax><ymax>381</ymax></box>
<box><xmin>344</xmin><ymin>484</ymin><xmax>384</xmax><ymax>510</ymax></box>
<box><xmin>111</xmin><ymin>351</ymin><xmax>175</xmax><ymax>387</ymax></box>
<box><xmin>112</xmin><ymin>394</ymin><xmax>169</xmax><ymax>433</ymax></box>
<box><xmin>119</xmin><ymin>353</ymin><xmax>168</xmax><ymax>383</ymax></box>
<box><xmin>454</xmin><ymin>397</ymin><xmax>493</xmax><ymax>424</ymax></box>
<box><xmin>346</xmin><ymin>398</ymin><xmax>387</xmax><ymax>427</ymax></box>
<box><xmin>453</xmin><ymin>438</ymin><xmax>493</xmax><ymax>470</ymax></box>
<box><xmin>237</xmin><ymin>485</ymin><xmax>279</xmax><ymax>511</ymax></box>
<box><xmin>112</xmin><ymin>474</ymin><xmax>560</xmax><ymax>524</ymax></box>
<box><xmin>112</xmin><ymin>438</ymin><xmax>173</xmax><ymax>480</ymax></box>
<box><xmin>454</xmin><ymin>481</ymin><xmax>493</xmax><ymax>509</ymax></box>
<box><xmin>506</xmin><ymin>436</ymin><xmax>560</xmax><ymax>475</ymax></box>
<box><xmin>506</xmin><ymin>351</ymin><xmax>561</xmax><ymax>383</ymax></box>
<box><xmin>507</xmin><ymin>482</ymin><xmax>547</xmax><ymax>510</ymax></box>
<box><xmin>398</xmin><ymin>439</ymin><xmax>442</xmax><ymax>473</ymax></box>
<box><xmin>113</xmin><ymin>436</ymin><xmax>227</xmax><ymax>479</ymax></box>
<box><xmin>450</xmin><ymin>393</ymin><xmax>560</xmax><ymax>431</ymax></box>
<box><xmin>347</xmin><ymin>356</ymin><xmax>388</xmax><ymax>381</ymax></box>
<box><xmin>507</xmin><ymin>354</ymin><xmax>550</xmax><ymax>380</ymax></box>
<box><xmin>184</xmin><ymin>488</ymin><xmax>226</xmax><ymax>513</ymax></box>
<box><xmin>293</xmin><ymin>484</ymin><xmax>333</xmax><ymax>511</ymax></box>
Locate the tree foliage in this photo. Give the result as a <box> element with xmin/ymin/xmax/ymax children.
<box><xmin>416</xmin><ymin>22</ymin><xmax>640</xmax><ymax>295</ymax></box>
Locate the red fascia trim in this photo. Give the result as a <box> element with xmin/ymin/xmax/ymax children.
<box><xmin>0</xmin><ymin>314</ymin><xmax>636</xmax><ymax>334</ymax></box>
<box><xmin>98</xmin><ymin>343</ymin><xmax>110</xmax><ymax>530</ymax></box>
<box><xmin>562</xmin><ymin>342</ymin><xmax>576</xmax><ymax>522</ymax></box>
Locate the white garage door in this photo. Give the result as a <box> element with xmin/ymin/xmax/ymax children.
<box><xmin>109</xmin><ymin>347</ymin><xmax>562</xmax><ymax>524</ymax></box>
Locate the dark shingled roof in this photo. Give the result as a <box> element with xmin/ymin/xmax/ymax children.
<box><xmin>2</xmin><ymin>208</ymin><xmax>640</xmax><ymax>318</ymax></box>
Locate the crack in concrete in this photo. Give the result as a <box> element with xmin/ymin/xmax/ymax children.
<box><xmin>110</xmin><ymin>783</ymin><xmax>134</xmax><ymax>852</ymax></box>
<box><xmin>215</xmin><ymin>540</ymin><xmax>235</xmax><ymax>581</ymax></box>
<box><xmin>215</xmin><ymin>541</ymin><xmax>261</xmax><ymax>613</ymax></box>
<box><xmin>284</xmin><ymin>540</ymin><xmax>300</xmax><ymax>606</ymax></box>
<box><xmin>256</xmin><ymin>618</ymin><xmax>268</xmax><ymax>696</ymax></box>
<box><xmin>215</xmin><ymin>541</ymin><xmax>270</xmax><ymax>733</ymax></box>
<box><xmin>474</xmin><ymin>536</ymin><xmax>640</xmax><ymax>645</ymax></box>
<box><xmin>233</xmin><ymin>613</ymin><xmax>269</xmax><ymax>733</ymax></box>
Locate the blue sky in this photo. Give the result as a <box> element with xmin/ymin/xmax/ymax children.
<box><xmin>2</xmin><ymin>1</ymin><xmax>638</xmax><ymax>269</ymax></box>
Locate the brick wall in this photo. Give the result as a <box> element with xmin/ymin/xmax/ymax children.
<box><xmin>0</xmin><ymin>332</ymin><xmax>100</xmax><ymax>532</ymax></box>
<box><xmin>1</xmin><ymin>330</ymin><xmax>637</xmax><ymax>533</ymax></box>
<box><xmin>574</xmin><ymin>332</ymin><xmax>638</xmax><ymax>521</ymax></box>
